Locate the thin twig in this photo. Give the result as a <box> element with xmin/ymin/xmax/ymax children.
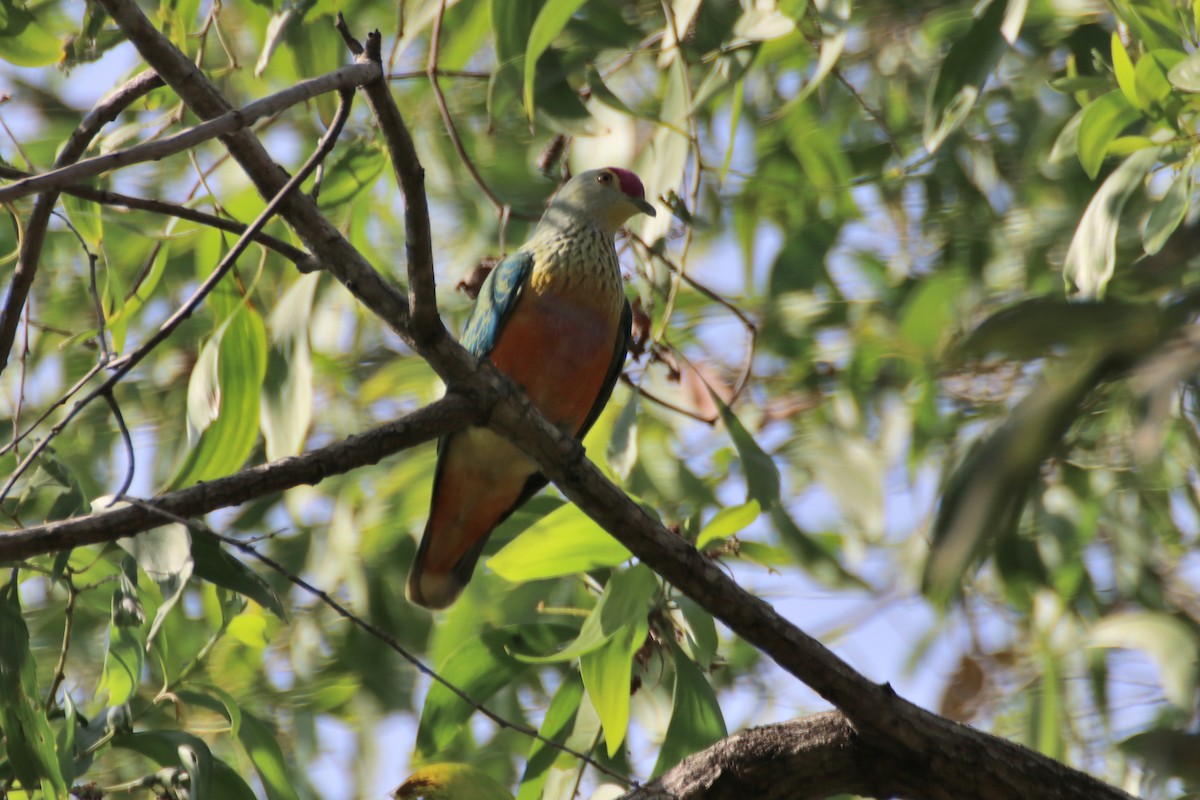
<box><xmin>0</xmin><ymin>166</ymin><xmax>312</xmax><ymax>265</ymax></box>
<box><xmin>44</xmin><ymin>573</ymin><xmax>78</xmax><ymax>711</ymax></box>
<box><xmin>0</xmin><ymin>89</ymin><xmax>356</xmax><ymax>505</ymax></box>
<box><xmin>103</xmin><ymin>389</ymin><xmax>136</xmax><ymax>502</ymax></box>
<box><xmin>0</xmin><ymin>62</ymin><xmax>378</xmax><ymax>205</ymax></box>
<box><xmin>426</xmin><ymin>0</ymin><xmax>522</xmax><ymax>222</ymax></box>
<box><xmin>211</xmin><ymin>528</ymin><xmax>632</xmax><ymax>787</ymax></box>
<box><xmin>630</xmin><ymin>233</ymin><xmax>756</xmax><ymax>406</ymax></box>
<box><xmin>619</xmin><ymin>374</ymin><xmax>718</xmax><ymax>426</ymax></box>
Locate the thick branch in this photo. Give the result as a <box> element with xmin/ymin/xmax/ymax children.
<box><xmin>0</xmin><ymin>70</ymin><xmax>163</xmax><ymax>377</ymax></box>
<box><xmin>0</xmin><ymin>62</ymin><xmax>378</xmax><ymax>205</ymax></box>
<box><xmin>622</xmin><ymin>711</ymin><xmax>1131</xmax><ymax>800</ymax></box>
<box><xmin>0</xmin><ymin>395</ymin><xmax>476</xmax><ymax>561</ymax></box>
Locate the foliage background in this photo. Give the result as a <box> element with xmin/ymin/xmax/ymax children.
<box><xmin>1</xmin><ymin>0</ymin><xmax>1200</xmax><ymax>797</ymax></box>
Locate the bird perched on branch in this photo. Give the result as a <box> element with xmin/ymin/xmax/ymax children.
<box><xmin>407</xmin><ymin>167</ymin><xmax>656</xmax><ymax>609</ymax></box>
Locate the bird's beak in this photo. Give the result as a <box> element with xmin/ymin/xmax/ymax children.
<box><xmin>633</xmin><ymin>198</ymin><xmax>657</xmax><ymax>217</ymax></box>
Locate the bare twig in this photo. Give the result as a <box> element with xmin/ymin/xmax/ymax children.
<box><xmin>630</xmin><ymin>232</ymin><xmax>756</xmax><ymax>406</ymax></box>
<box><xmin>0</xmin><ymin>89</ymin><xmax>355</xmax><ymax>505</ymax></box>
<box><xmin>0</xmin><ymin>69</ymin><xmax>163</xmax><ymax>378</ymax></box>
<box><xmin>425</xmin><ymin>0</ymin><xmax>526</xmax><ymax>223</ymax></box>
<box><xmin>0</xmin><ymin>62</ymin><xmax>379</xmax><ymax>205</ymax></box>
<box><xmin>0</xmin><ymin>167</ymin><xmax>312</xmax><ymax>265</ymax></box>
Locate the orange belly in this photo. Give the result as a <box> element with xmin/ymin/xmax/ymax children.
<box><xmin>487</xmin><ymin>288</ymin><xmax>620</xmax><ymax>434</ymax></box>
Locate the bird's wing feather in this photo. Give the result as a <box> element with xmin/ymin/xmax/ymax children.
<box><xmin>460</xmin><ymin>250</ymin><xmax>534</xmax><ymax>357</ymax></box>
<box><xmin>576</xmin><ymin>298</ymin><xmax>632</xmax><ymax>439</ymax></box>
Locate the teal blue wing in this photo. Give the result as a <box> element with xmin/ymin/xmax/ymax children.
<box><xmin>576</xmin><ymin>298</ymin><xmax>632</xmax><ymax>439</ymax></box>
<box><xmin>460</xmin><ymin>250</ymin><xmax>534</xmax><ymax>357</ymax></box>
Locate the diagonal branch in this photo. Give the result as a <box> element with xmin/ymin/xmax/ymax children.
<box><xmin>0</xmin><ymin>394</ymin><xmax>477</xmax><ymax>561</ymax></box>
<box><xmin>0</xmin><ymin>62</ymin><xmax>379</xmax><ymax>205</ymax></box>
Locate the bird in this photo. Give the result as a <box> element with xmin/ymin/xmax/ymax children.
<box><xmin>406</xmin><ymin>167</ymin><xmax>656</xmax><ymax>609</ymax></box>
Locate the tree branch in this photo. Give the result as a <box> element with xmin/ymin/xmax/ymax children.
<box><xmin>0</xmin><ymin>62</ymin><xmax>378</xmax><ymax>205</ymax></box>
<box><xmin>622</xmin><ymin>710</ymin><xmax>1133</xmax><ymax>800</ymax></box>
<box><xmin>0</xmin><ymin>394</ymin><xmax>477</xmax><ymax>561</ymax></box>
<box><xmin>0</xmin><ymin>70</ymin><xmax>163</xmax><ymax>377</ymax></box>
<box><xmin>0</xmin><ymin>165</ymin><xmax>312</xmax><ymax>266</ymax></box>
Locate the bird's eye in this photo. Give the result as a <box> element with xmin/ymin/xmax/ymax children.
<box><xmin>597</xmin><ymin>172</ymin><xmax>613</xmax><ymax>184</ymax></box>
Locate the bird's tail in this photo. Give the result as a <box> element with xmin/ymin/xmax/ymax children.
<box><xmin>406</xmin><ymin>512</ymin><xmax>492</xmax><ymax>610</ymax></box>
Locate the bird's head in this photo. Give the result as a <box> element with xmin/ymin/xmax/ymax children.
<box><xmin>544</xmin><ymin>167</ymin><xmax>657</xmax><ymax>236</ymax></box>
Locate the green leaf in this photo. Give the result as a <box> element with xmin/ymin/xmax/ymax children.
<box><xmin>1064</xmin><ymin>148</ymin><xmax>1159</xmax><ymax>298</ymax></box>
<box><xmin>108</xmin><ymin>506</ymin><xmax>193</xmax><ymax>649</ymax></box>
<box><xmin>605</xmin><ymin>388</ymin><xmax>639</xmax><ymax>481</ymax></box>
<box><xmin>238</xmin><ymin>711</ymin><xmax>301</xmax><ymax>800</ymax></box>
<box><xmin>924</xmin><ymin>0</ymin><xmax>1011</xmax><ymax>153</ymax></box>
<box><xmin>1120</xmin><ymin>730</ymin><xmax>1200</xmax><ymax>783</ymax></box>
<box><xmin>0</xmin><ymin>580</ymin><xmax>67</xmax><ymax>798</ymax></box>
<box><xmin>0</xmin><ymin>3</ymin><xmax>66</xmax><ymax>66</ymax></box>
<box><xmin>190</xmin><ymin>529</ymin><xmax>286</xmax><ymax>619</ymax></box>
<box><xmin>1111</xmin><ymin>32</ymin><xmax>1139</xmax><ymax>110</ymax></box>
<box><xmin>416</xmin><ymin>625</ymin><xmax>574</xmax><ymax>757</ymax></box>
<box><xmin>1091</xmin><ymin>612</ymin><xmax>1199</xmax><ymax>710</ymax></box>
<box><xmin>1143</xmin><ymin>165</ymin><xmax>1192</xmax><ymax>255</ymax></box>
<box><xmin>515</xmin><ymin>564</ymin><xmax>657</xmax><ymax>664</ymax></box>
<box><xmin>112</xmin><ymin>730</ymin><xmax>214</xmax><ymax>798</ymax></box>
<box><xmin>516</xmin><ymin>673</ymin><xmax>584</xmax><ymax>800</ymax></box>
<box><xmin>581</xmin><ymin>611</ymin><xmax>648</xmax><ymax>757</ymax></box>
<box><xmin>488</xmin><ymin>503</ymin><xmax>632</xmax><ymax>581</ymax></box>
<box><xmin>98</xmin><ymin>559</ymin><xmax>147</xmax><ymax>706</ymax></box>
<box><xmin>172</xmin><ymin>296</ymin><xmax>268</xmax><ymax>488</ymax></box>
<box><xmin>62</xmin><ymin>191</ymin><xmax>103</xmax><ymax>251</ymax></box>
<box><xmin>1167</xmin><ymin>48</ymin><xmax>1200</xmax><ymax>91</ymax></box>
<box><xmin>1076</xmin><ymin>91</ymin><xmax>1141</xmax><ymax>180</ymax></box>
<box><xmin>523</xmin><ymin>0</ymin><xmax>591</xmax><ymax>122</ymax></box>
<box><xmin>261</xmin><ymin>273</ymin><xmax>318</xmax><ymax>460</ymax></box>
<box><xmin>675</xmin><ymin>596</ymin><xmax>718</xmax><ymax>670</ymax></box>
<box><xmin>696</xmin><ymin>500</ymin><xmax>761</xmax><ymax>549</ymax></box>
<box><xmin>316</xmin><ymin>142</ymin><xmax>386</xmax><ymax>209</ymax></box>
<box><xmin>715</xmin><ymin>397</ymin><xmax>780</xmax><ymax>509</ymax></box>
<box><xmin>652</xmin><ymin>643</ymin><xmax>726</xmax><ymax>777</ymax></box>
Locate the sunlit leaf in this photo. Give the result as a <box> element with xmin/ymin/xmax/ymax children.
<box><xmin>1064</xmin><ymin>147</ymin><xmax>1159</xmax><ymax>298</ymax></box>
<box><xmin>523</xmin><ymin>0</ymin><xmax>590</xmax><ymax>122</ymax></box>
<box><xmin>1075</xmin><ymin>91</ymin><xmax>1142</xmax><ymax>180</ymax></box>
<box><xmin>238</xmin><ymin>711</ymin><xmax>301</xmax><ymax>800</ymax></box>
<box><xmin>488</xmin><ymin>503</ymin><xmax>632</xmax><ymax>581</ymax></box>
<box><xmin>516</xmin><ymin>673</ymin><xmax>584</xmax><ymax>800</ymax></box>
<box><xmin>581</xmin><ymin>611</ymin><xmax>648</xmax><ymax>757</ymax></box>
<box><xmin>397</xmin><ymin>763</ymin><xmax>514</xmax><ymax>800</ymax></box>
<box><xmin>515</xmin><ymin>564</ymin><xmax>656</xmax><ymax>664</ymax></box>
<box><xmin>695</xmin><ymin>500</ymin><xmax>761</xmax><ymax>549</ymax></box>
